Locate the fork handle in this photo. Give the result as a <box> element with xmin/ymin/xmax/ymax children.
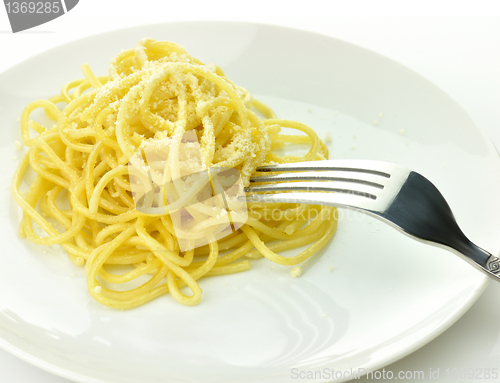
<box><xmin>457</xmin><ymin>240</ymin><xmax>500</xmax><ymax>279</ymax></box>
<box><xmin>380</xmin><ymin>171</ymin><xmax>500</xmax><ymax>281</ymax></box>
<box><xmin>485</xmin><ymin>255</ymin><xmax>500</xmax><ymax>275</ymax></box>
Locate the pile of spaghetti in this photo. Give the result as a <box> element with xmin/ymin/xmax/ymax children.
<box><xmin>11</xmin><ymin>39</ymin><xmax>337</xmax><ymax>309</ymax></box>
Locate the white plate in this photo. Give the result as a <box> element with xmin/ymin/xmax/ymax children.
<box><xmin>1</xmin><ymin>21</ymin><xmax>500</xmax><ymax>383</ymax></box>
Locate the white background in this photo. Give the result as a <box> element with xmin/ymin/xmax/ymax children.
<box><xmin>1</xmin><ymin>1</ymin><xmax>500</xmax><ymax>382</ymax></box>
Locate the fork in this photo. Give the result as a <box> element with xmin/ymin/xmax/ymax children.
<box><xmin>244</xmin><ymin>159</ymin><xmax>500</xmax><ymax>281</ymax></box>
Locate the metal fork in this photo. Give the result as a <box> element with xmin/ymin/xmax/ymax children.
<box><xmin>244</xmin><ymin>159</ymin><xmax>500</xmax><ymax>281</ymax></box>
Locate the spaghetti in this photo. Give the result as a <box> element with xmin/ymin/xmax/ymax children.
<box><xmin>11</xmin><ymin>39</ymin><xmax>338</xmax><ymax>309</ymax></box>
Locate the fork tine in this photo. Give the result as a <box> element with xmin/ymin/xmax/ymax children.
<box><xmin>247</xmin><ymin>160</ymin><xmax>412</xmax><ymax>219</ymax></box>
<box><xmin>250</xmin><ymin>170</ymin><xmax>388</xmax><ymax>189</ymax></box>
<box><xmin>244</xmin><ymin>191</ymin><xmax>379</xmax><ymax>211</ymax></box>
<box><xmin>245</xmin><ymin>181</ymin><xmax>379</xmax><ymax>200</ymax></box>
<box><xmin>256</xmin><ymin>159</ymin><xmax>394</xmax><ymax>177</ymax></box>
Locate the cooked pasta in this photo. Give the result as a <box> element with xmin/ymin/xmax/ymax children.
<box><xmin>11</xmin><ymin>39</ymin><xmax>338</xmax><ymax>309</ymax></box>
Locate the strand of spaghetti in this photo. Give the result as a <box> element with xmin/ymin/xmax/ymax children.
<box><xmin>245</xmin><ymin>231</ymin><xmax>327</xmax><ymax>260</ymax></box>
<box><xmin>245</xmin><ymin>206</ymin><xmax>323</xmax><ymax>240</ymax></box>
<box><xmin>98</xmin><ymin>148</ymin><xmax>130</xmax><ymax>190</ymax></box>
<box><xmin>99</xmin><ymin>258</ymin><xmax>162</xmax><ymax>284</ymax></box>
<box><xmin>58</xmin><ymin>92</ymin><xmax>96</xmax><ymax>153</ymax></box>
<box><xmin>153</xmin><ymin>220</ymin><xmax>178</xmax><ymax>253</ymax></box>
<box><xmin>28</xmin><ymin>152</ymin><xmax>71</xmax><ymax>190</ymax></box>
<box><xmin>193</xmin><ymin>232</ymin><xmax>248</xmax><ymax>256</ymax></box>
<box><xmin>105</xmin><ymin>251</ymin><xmax>149</xmax><ymax>265</ymax></box>
<box><xmin>110</xmin><ymin>181</ymin><xmax>135</xmax><ymax>208</ymax></box>
<box><xmin>71</xmin><ymin>178</ymin><xmax>139</xmax><ymax>223</ymax></box>
<box><xmin>135</xmin><ymin>216</ymin><xmax>193</xmax><ymax>267</ymax></box>
<box><xmin>115</xmin><ymin>82</ymin><xmax>144</xmax><ymax>160</ymax></box>
<box><xmin>251</xmin><ymin>98</ymin><xmax>277</xmax><ymax>119</ymax></box>
<box><xmin>241</xmin><ymin>207</ymin><xmax>337</xmax><ymax>265</ymax></box>
<box><xmin>250</xmin><ymin>208</ymin><xmax>338</xmax><ymax>259</ymax></box>
<box><xmin>86</xmin><ymin>224</ymin><xmax>173</xmax><ymax>308</ymax></box>
<box><xmin>21</xmin><ymin>100</ymin><xmax>62</xmax><ymax>146</ymax></box>
<box><xmin>98</xmin><ymin>271</ymin><xmax>170</xmax><ymax>308</ymax></box>
<box><xmin>264</xmin><ymin>119</ymin><xmax>320</xmax><ymax>162</ymax></box>
<box><xmin>92</xmin><ymin>107</ymin><xmax>121</xmax><ymax>150</ymax></box>
<box><xmin>108</xmin><ymin>49</ymin><xmax>136</xmax><ymax>79</ymax></box>
<box><xmin>72</xmin><ymin>76</ymin><xmax>109</xmax><ymax>98</ymax></box>
<box><xmin>80</xmin><ymin>70</ymin><xmax>145</xmax><ymax>122</ymax></box>
<box><xmin>246</xmin><ymin>109</ymin><xmax>272</xmax><ymax>171</ymax></box>
<box><xmin>203</xmin><ymin>261</ymin><xmax>252</xmax><ymax>276</ymax></box>
<box><xmin>94</xmin><ymin>223</ymin><xmax>131</xmax><ymax>247</ymax></box>
<box><xmin>36</xmin><ymin>139</ymin><xmax>80</xmax><ymax>183</ymax></box>
<box><xmin>84</xmin><ymin>140</ymin><xmax>105</xmax><ymax>203</ymax></box>
<box><xmin>85</xmin><ymin>224</ymin><xmax>134</xmax><ymax>282</ymax></box>
<box><xmin>188</xmin><ymin>240</ymin><xmax>254</xmax><ymax>269</ymax></box>
<box><xmin>88</xmin><ymin>165</ymin><xmax>128</xmax><ymax>213</ymax></box>
<box><xmin>12</xmin><ymin>156</ymin><xmax>80</xmax><ymax>243</ymax></box>
<box><xmin>163</xmin><ymin>260</ymin><xmax>202</xmax><ymax>305</ymax></box>
<box><xmin>98</xmin><ymin>189</ymin><xmax>130</xmax><ymax>214</ymax></box>
<box><xmin>61</xmin><ymin>78</ymin><xmax>85</xmax><ymax>103</ymax></box>
<box><xmin>247</xmin><ymin>225</ymin><xmax>328</xmax><ymax>260</ymax></box>
<box><xmin>165</xmin><ymin>241</ymin><xmax>221</xmax><ymax>302</ymax></box>
<box><xmin>187</xmin><ymin>240</ymin><xmax>218</xmax><ymax>280</ymax></box>
<box><xmin>17</xmin><ymin>182</ymin><xmax>89</xmax><ymax>263</ymax></box>
<box><xmin>12</xmin><ymin>155</ymin><xmax>94</xmax><ymax>262</ymax></box>
<box><xmin>166</xmin><ymin>240</ymin><xmax>211</xmax><ymax>306</ymax></box>
<box><xmin>81</xmin><ymin>63</ymin><xmax>103</xmax><ymax>89</ymax></box>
